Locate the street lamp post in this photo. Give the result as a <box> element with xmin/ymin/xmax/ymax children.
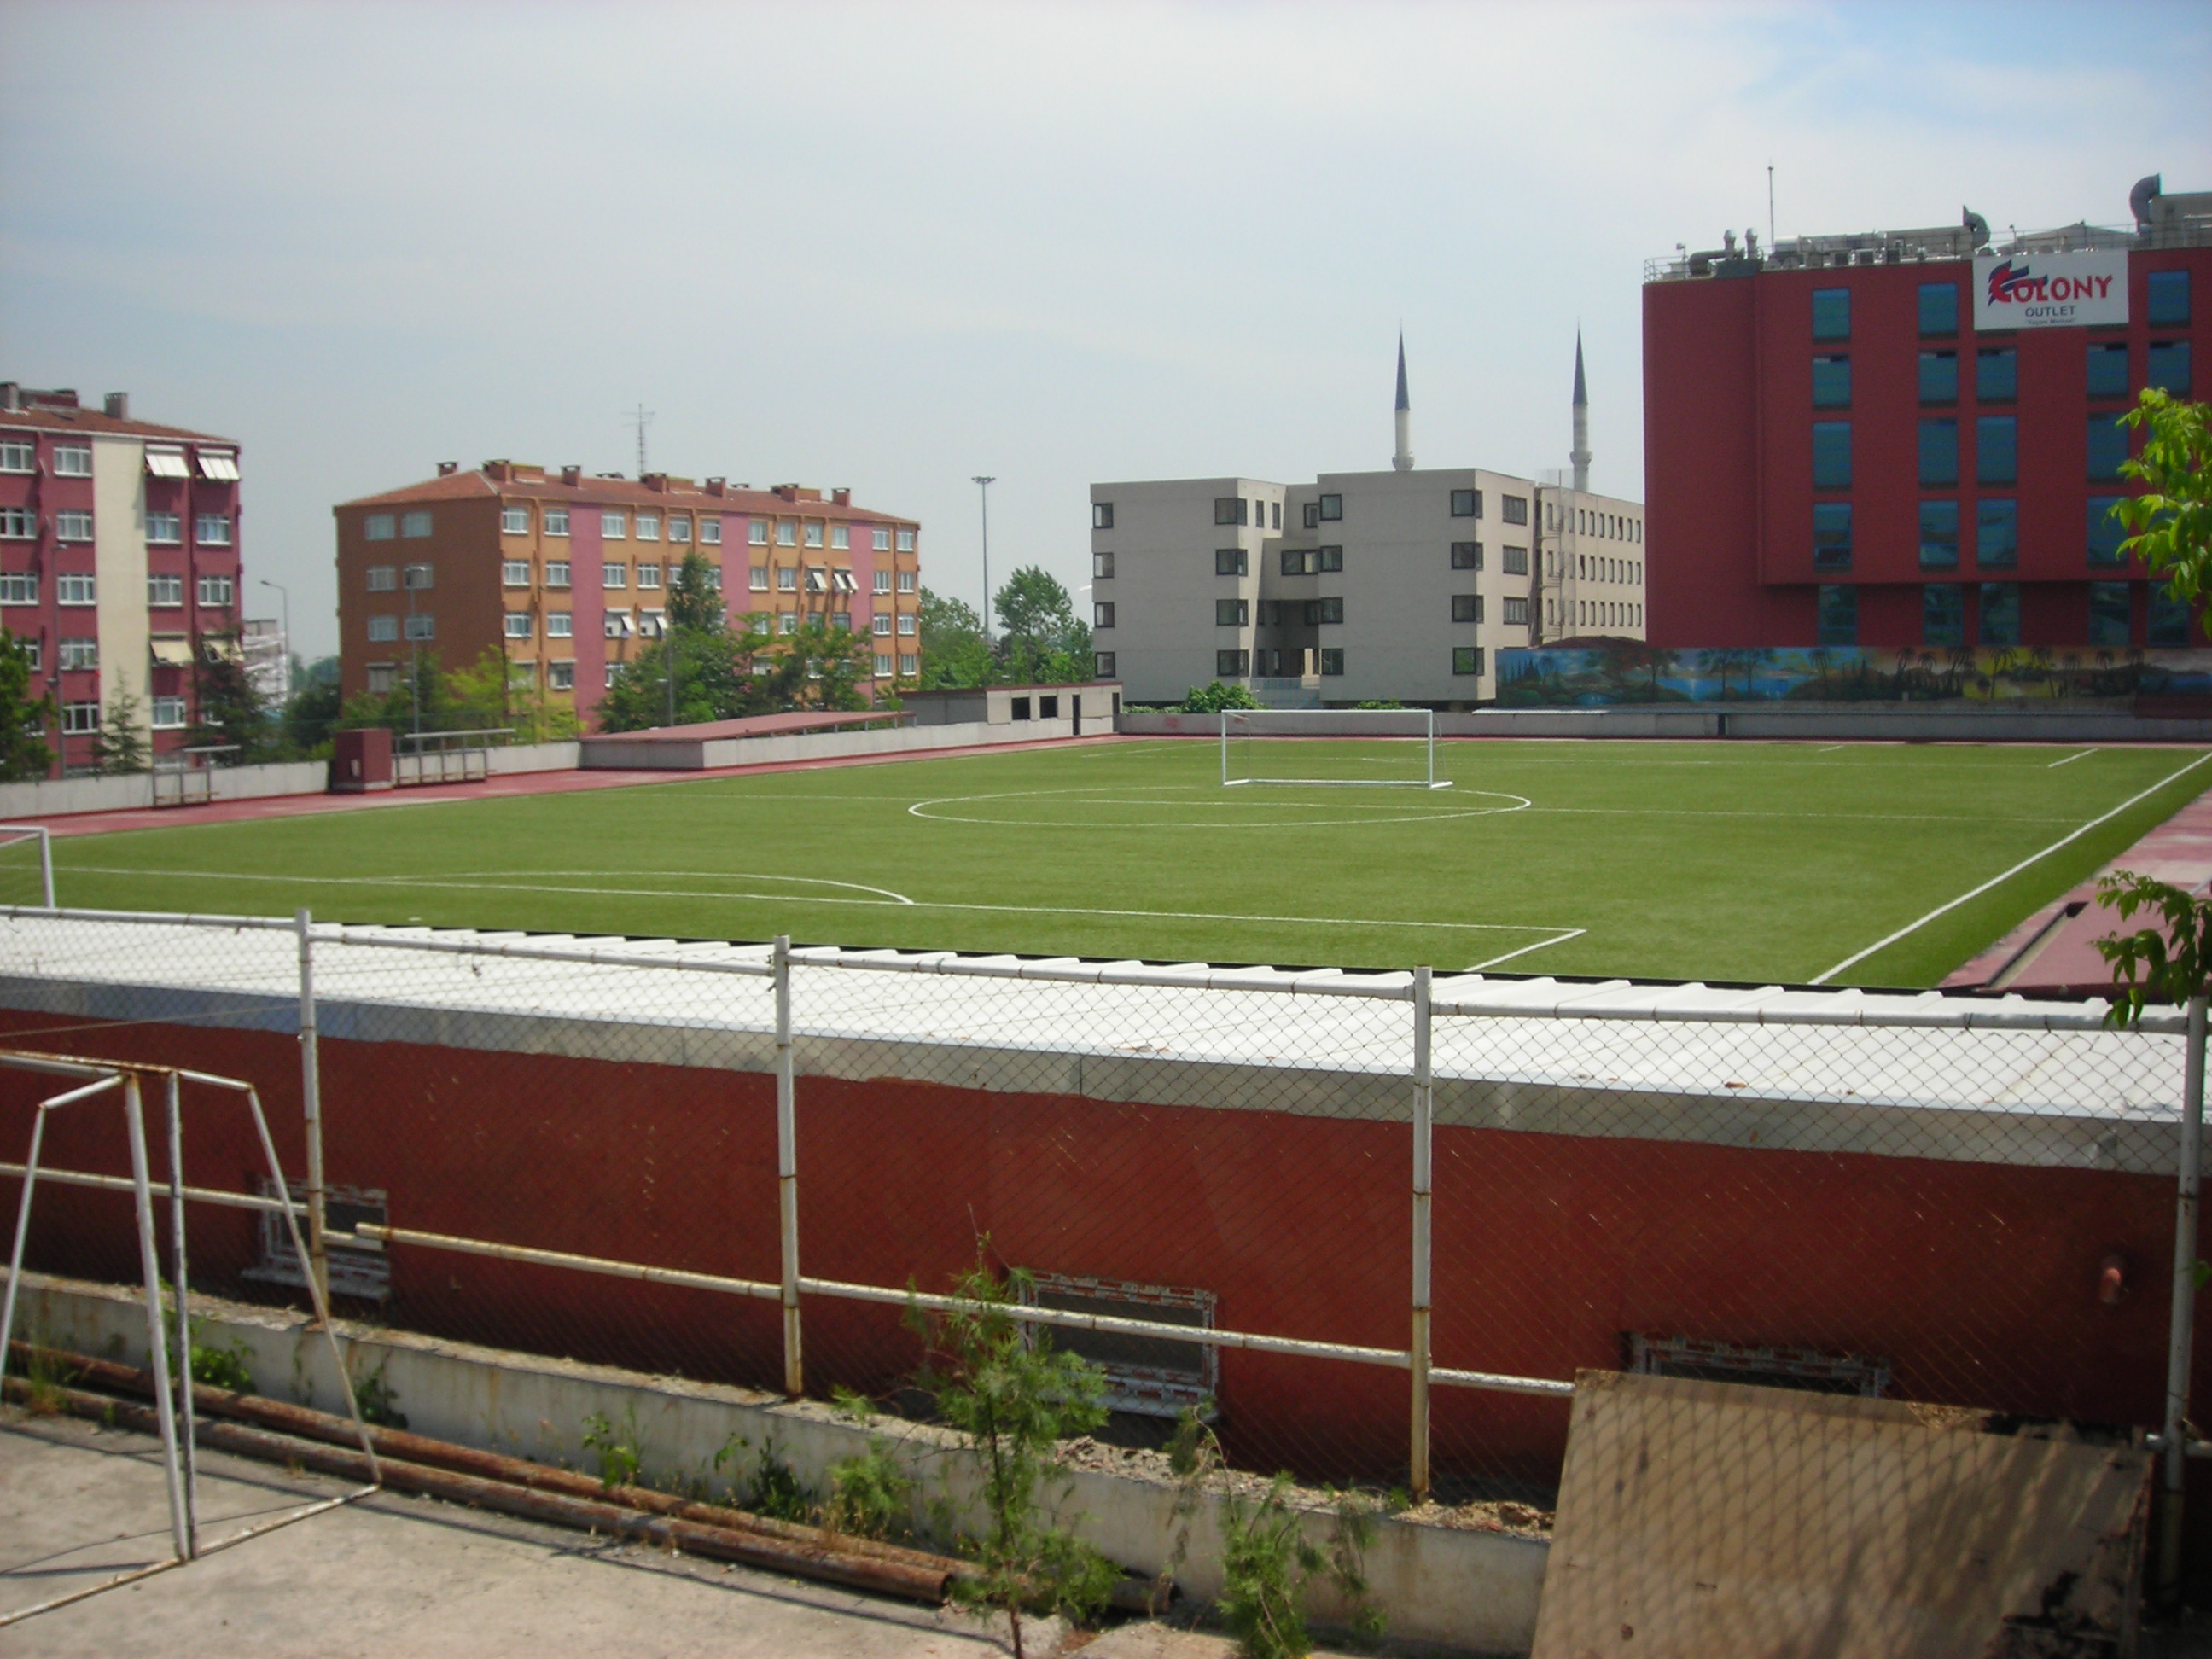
<box><xmin>259</xmin><ymin>579</ymin><xmax>292</xmax><ymax>698</ymax></box>
<box><xmin>972</xmin><ymin>476</ymin><xmax>996</xmax><ymax>637</ymax></box>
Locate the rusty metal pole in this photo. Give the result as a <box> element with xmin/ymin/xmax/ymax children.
<box><xmin>2161</xmin><ymin>992</ymin><xmax>2208</xmax><ymax>1604</ymax></box>
<box><xmin>296</xmin><ymin>908</ymin><xmax>329</xmax><ymax>1313</ymax></box>
<box><xmin>123</xmin><ymin>1073</ymin><xmax>190</xmax><ymax>1562</ymax></box>
<box><xmin>164</xmin><ymin>1070</ymin><xmax>198</xmax><ymax>1553</ymax></box>
<box><xmin>775</xmin><ymin>934</ymin><xmax>802</xmax><ymax>1397</ymax></box>
<box><xmin>1410</xmin><ymin>965</ymin><xmax>1433</xmax><ymax>1505</ymax></box>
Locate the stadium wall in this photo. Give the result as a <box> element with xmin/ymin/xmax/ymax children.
<box><xmin>1119</xmin><ymin>706</ymin><xmax>2212</xmax><ymax>742</ymax></box>
<box><xmin>0</xmin><ymin>1004</ymin><xmax>2186</xmax><ymax>1501</ymax></box>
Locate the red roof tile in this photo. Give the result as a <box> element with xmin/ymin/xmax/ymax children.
<box><xmin>0</xmin><ymin>406</ymin><xmax>236</xmax><ymax>445</ymax></box>
<box><xmin>337</xmin><ymin>467</ymin><xmax>916</xmax><ymax>525</ymax></box>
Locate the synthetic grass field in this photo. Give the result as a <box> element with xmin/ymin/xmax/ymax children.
<box><xmin>13</xmin><ymin>736</ymin><xmax>2209</xmax><ymax>987</ymax></box>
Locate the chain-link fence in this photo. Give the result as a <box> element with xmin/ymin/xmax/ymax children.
<box><xmin>0</xmin><ymin>905</ymin><xmax>2196</xmax><ymax>1519</ymax></box>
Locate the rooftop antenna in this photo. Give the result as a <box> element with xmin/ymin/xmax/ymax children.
<box><xmin>1767</xmin><ymin>164</ymin><xmax>1776</xmax><ymax>250</ymax></box>
<box><xmin>624</xmin><ymin>404</ymin><xmax>655</xmax><ymax>476</ymax></box>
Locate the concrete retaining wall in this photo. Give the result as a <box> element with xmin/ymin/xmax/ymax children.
<box><xmin>4</xmin><ymin>1270</ymin><xmax>1549</xmax><ymax>1655</ymax></box>
<box><xmin>580</xmin><ymin>718</ymin><xmax>1082</xmax><ymax>771</ymax></box>
<box><xmin>1119</xmin><ymin>706</ymin><xmax>2212</xmax><ymax>743</ymax></box>
<box><xmin>0</xmin><ymin>760</ymin><xmax>328</xmax><ymax>821</ymax></box>
<box><xmin>484</xmin><ymin>741</ymin><xmax>581</xmax><ymax>775</ymax></box>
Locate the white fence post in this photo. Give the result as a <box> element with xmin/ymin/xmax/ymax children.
<box><xmin>776</xmin><ymin>934</ymin><xmax>802</xmax><ymax>1397</ymax></box>
<box><xmin>122</xmin><ymin>1073</ymin><xmax>191</xmax><ymax>1563</ymax></box>
<box><xmin>1411</xmin><ymin>964</ymin><xmax>1433</xmax><ymax>1505</ymax></box>
<box><xmin>296</xmin><ymin>908</ymin><xmax>328</xmax><ymax>1313</ymax></box>
<box><xmin>2162</xmin><ymin>992</ymin><xmax>2208</xmax><ymax>1602</ymax></box>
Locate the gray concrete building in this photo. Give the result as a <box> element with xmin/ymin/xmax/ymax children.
<box><xmin>1090</xmin><ymin>340</ymin><xmax>1644</xmax><ymax>707</ymax></box>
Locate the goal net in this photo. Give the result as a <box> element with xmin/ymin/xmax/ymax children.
<box><xmin>1220</xmin><ymin>709</ymin><xmax>1448</xmax><ymax>789</ymax></box>
<box><xmin>0</xmin><ymin>824</ymin><xmax>54</xmax><ymax>910</ymax></box>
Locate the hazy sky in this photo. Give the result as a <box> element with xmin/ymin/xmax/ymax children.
<box><xmin>3</xmin><ymin>2</ymin><xmax>2206</xmax><ymax>657</ymax></box>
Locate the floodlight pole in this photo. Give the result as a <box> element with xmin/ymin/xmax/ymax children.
<box><xmin>972</xmin><ymin>477</ymin><xmax>995</xmax><ymax>637</ymax></box>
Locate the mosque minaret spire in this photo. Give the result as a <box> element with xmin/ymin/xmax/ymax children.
<box><xmin>1392</xmin><ymin>333</ymin><xmax>1414</xmax><ymax>472</ymax></box>
<box><xmin>1570</xmin><ymin>331</ymin><xmax>1592</xmax><ymax>493</ymax></box>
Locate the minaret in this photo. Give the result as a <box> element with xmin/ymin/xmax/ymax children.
<box><xmin>1569</xmin><ymin>333</ymin><xmax>1592</xmax><ymax>493</ymax></box>
<box><xmin>1392</xmin><ymin>334</ymin><xmax>1414</xmax><ymax>472</ymax></box>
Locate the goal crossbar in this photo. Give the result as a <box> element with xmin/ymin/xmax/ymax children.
<box><xmin>1220</xmin><ymin>709</ymin><xmax>1451</xmax><ymax>789</ymax></box>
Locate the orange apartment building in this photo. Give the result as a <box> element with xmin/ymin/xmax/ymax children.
<box><xmin>333</xmin><ymin>463</ymin><xmax>922</xmax><ymax>728</ymax></box>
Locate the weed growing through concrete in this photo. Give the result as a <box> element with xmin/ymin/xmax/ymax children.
<box><xmin>351</xmin><ymin>1359</ymin><xmax>406</xmax><ymax>1428</ymax></box>
<box><xmin>741</xmin><ymin>1435</ymin><xmax>815</xmax><ymax>1522</ymax></box>
<box><xmin>581</xmin><ymin>1405</ymin><xmax>643</xmax><ymax>1491</ymax></box>
<box><xmin>824</xmin><ymin>1391</ymin><xmax>915</xmax><ymax>1541</ymax></box>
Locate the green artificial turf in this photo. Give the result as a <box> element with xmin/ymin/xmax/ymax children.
<box><xmin>8</xmin><ymin>737</ymin><xmax>2205</xmax><ymax>987</ymax></box>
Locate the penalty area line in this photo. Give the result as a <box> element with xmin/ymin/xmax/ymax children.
<box><xmin>1463</xmin><ymin>929</ymin><xmax>1585</xmax><ymax>972</ymax></box>
<box><xmin>1809</xmin><ymin>748</ymin><xmax>2212</xmax><ymax>985</ymax></box>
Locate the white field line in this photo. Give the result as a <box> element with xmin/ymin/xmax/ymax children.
<box><xmin>1816</xmin><ymin>744</ymin><xmax>1848</xmax><ymax>753</ymax></box>
<box><xmin>61</xmin><ymin>864</ymin><xmax>1573</xmax><ymax>937</ymax></box>
<box><xmin>1810</xmin><ymin>749</ymin><xmax>2212</xmax><ymax>984</ymax></box>
<box><xmin>1463</xmin><ymin>929</ymin><xmax>1585</xmax><ymax>972</ymax></box>
<box><xmin>2049</xmin><ymin>749</ymin><xmax>2095</xmax><ymax>768</ymax></box>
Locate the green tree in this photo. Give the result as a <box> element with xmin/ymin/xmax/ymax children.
<box><xmin>908</xmin><ymin>1244</ymin><xmax>1116</xmax><ymax>1658</ymax></box>
<box><xmin>667</xmin><ymin>550</ymin><xmax>726</xmax><ymax>635</ymax></box>
<box><xmin>754</xmin><ymin>617</ymin><xmax>875</xmax><ymax>713</ymax></box>
<box><xmin>2115</xmin><ymin>390</ymin><xmax>2212</xmax><ymax>613</ymax></box>
<box><xmin>2097</xmin><ymin>870</ymin><xmax>2212</xmax><ymax>1028</ymax></box>
<box><xmin>919</xmin><ymin>587</ymin><xmax>994</xmax><ymax>690</ymax></box>
<box><xmin>1180</xmin><ymin>680</ymin><xmax>1262</xmax><ymax>713</ymax></box>
<box><xmin>189</xmin><ymin>630</ymin><xmax>272</xmax><ymax>762</ymax></box>
<box><xmin>443</xmin><ymin>647</ymin><xmax>579</xmax><ymax>744</ymax></box>
<box><xmin>282</xmin><ymin>673</ymin><xmax>343</xmax><ymax>758</ymax></box>
<box><xmin>0</xmin><ymin>629</ymin><xmax>54</xmax><ymax>782</ymax></box>
<box><xmin>91</xmin><ymin>675</ymin><xmax>150</xmax><ymax>775</ymax></box>
<box><xmin>993</xmin><ymin>567</ymin><xmax>1091</xmax><ymax>684</ymax></box>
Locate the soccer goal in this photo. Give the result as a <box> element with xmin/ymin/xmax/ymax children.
<box><xmin>1220</xmin><ymin>708</ymin><xmax>1450</xmax><ymax>789</ymax></box>
<box><xmin>0</xmin><ymin>824</ymin><xmax>55</xmax><ymax>910</ymax></box>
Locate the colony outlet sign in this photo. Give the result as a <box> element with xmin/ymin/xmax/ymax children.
<box><xmin>1973</xmin><ymin>250</ymin><xmax>2129</xmax><ymax>331</ymax></box>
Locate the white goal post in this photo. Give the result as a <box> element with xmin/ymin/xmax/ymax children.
<box><xmin>0</xmin><ymin>824</ymin><xmax>55</xmax><ymax>909</ymax></box>
<box><xmin>1220</xmin><ymin>708</ymin><xmax>1450</xmax><ymax>789</ymax></box>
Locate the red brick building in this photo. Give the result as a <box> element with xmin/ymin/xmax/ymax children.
<box><xmin>1644</xmin><ymin>182</ymin><xmax>2209</xmax><ymax>651</ymax></box>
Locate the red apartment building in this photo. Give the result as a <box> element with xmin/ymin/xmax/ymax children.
<box><xmin>0</xmin><ymin>384</ymin><xmax>246</xmax><ymax>775</ymax></box>
<box><xmin>334</xmin><ymin>463</ymin><xmax>922</xmax><ymax>729</ymax></box>
<box><xmin>1644</xmin><ymin>179</ymin><xmax>2210</xmax><ymax>651</ymax></box>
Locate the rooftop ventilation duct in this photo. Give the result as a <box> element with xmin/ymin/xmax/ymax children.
<box><xmin>2131</xmin><ymin>173</ymin><xmax>2163</xmax><ymax>229</ymax></box>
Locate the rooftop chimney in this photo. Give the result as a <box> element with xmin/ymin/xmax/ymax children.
<box><xmin>103</xmin><ymin>392</ymin><xmax>129</xmax><ymax>420</ymax></box>
<box><xmin>706</xmin><ymin>476</ymin><xmax>726</xmax><ymax>496</ymax></box>
<box><xmin>437</xmin><ymin>461</ymin><xmax>458</xmax><ymax>476</ymax></box>
<box><xmin>0</xmin><ymin>384</ymin><xmax>17</xmax><ymax>412</ymax></box>
<box><xmin>562</xmin><ymin>464</ymin><xmax>582</xmax><ymax>486</ymax></box>
<box><xmin>832</xmin><ymin>486</ymin><xmax>851</xmax><ymax>507</ymax></box>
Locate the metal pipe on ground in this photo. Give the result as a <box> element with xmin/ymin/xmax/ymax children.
<box><xmin>3</xmin><ymin>1373</ymin><xmax>958</xmax><ymax>1604</ymax></box>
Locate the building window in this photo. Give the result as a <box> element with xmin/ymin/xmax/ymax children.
<box><xmin>1811</xmin><ymin>287</ymin><xmax>1850</xmax><ymax>341</ymax></box>
<box><xmin>404</xmin><ymin>614</ymin><xmax>435</xmax><ymax>640</ymax></box>
<box><xmin>2086</xmin><ymin>342</ymin><xmax>2130</xmax><ymax>400</ymax></box>
<box><xmin>1811</xmin><ymin>355</ymin><xmax>1851</xmax><ymax>408</ymax></box>
<box><xmin>898</xmin><ymin>570</ymin><xmax>917</xmax><ymax>593</ymax></box>
<box><xmin>1214</xmin><ymin>598</ymin><xmax>1249</xmax><ymax>626</ymax></box>
<box><xmin>0</xmin><ymin>508</ymin><xmax>30</xmax><ymax>540</ymax></box>
<box><xmin>364</xmin><ymin>564</ymin><xmax>397</xmax><ymax>591</ymax></box>
<box><xmin>197</xmin><ymin>573</ymin><xmax>235</xmax><ymax>607</ymax></box>
<box><xmin>602</xmin><ymin>510</ymin><xmax>626</xmax><ymax>539</ymax></box>
<box><xmin>897</xmin><ymin>528</ymin><xmax>916</xmax><ymax>552</ymax></box>
<box><xmin>898</xmin><ymin>651</ymin><xmax>917</xmax><ymax>676</ymax></box>
<box><xmin>2087</xmin><ymin>496</ymin><xmax>2129</xmax><ymax>567</ymax></box>
<box><xmin>1922</xmin><ymin>584</ymin><xmax>1963</xmax><ymax>647</ymax></box>
<box><xmin>62</xmin><ymin>701</ymin><xmax>101</xmax><ymax>734</ymax></box>
<box><xmin>774</xmin><ymin>566</ymin><xmax>795</xmax><ymax>592</ymax></box>
<box><xmin>1500</xmin><ymin>546</ymin><xmax>1528</xmax><ymax>576</ymax></box>
<box><xmin>1976</xmin><ymin>348</ymin><xmax>2017</xmax><ymax>403</ymax></box>
<box><xmin>53</xmin><ymin>445</ymin><xmax>92</xmax><ymax>477</ymax></box>
<box><xmin>0</xmin><ymin>572</ymin><xmax>35</xmax><ymax>605</ymax></box>
<box><xmin>1976</xmin><ymin>416</ymin><xmax>2018</xmax><ymax>486</ymax></box>
<box><xmin>636</xmin><ymin>513</ymin><xmax>661</xmax><ymax>541</ymax></box>
<box><xmin>870</xmin><ymin>568</ymin><xmax>891</xmax><ymax>593</ymax></box>
<box><xmin>892</xmin><ymin>613</ymin><xmax>914</xmax><ymax>636</ymax></box>
<box><xmin>869</xmin><ymin>613</ymin><xmax>890</xmax><ymax>636</ymax></box>
<box><xmin>771</xmin><ymin>521</ymin><xmax>795</xmax><ymax>546</ymax></box>
<box><xmin>738</xmin><ymin>565</ymin><xmax>761</xmax><ymax>592</ymax></box>
<box><xmin>1318</xmin><ymin>647</ymin><xmax>1343</xmax><ymax>675</ymax></box>
<box><xmin>1450</xmin><ymin>488</ymin><xmax>1481</xmax><ymax>517</ymax></box>
<box><xmin>746</xmin><ymin>520</ymin><xmax>768</xmax><ymax>547</ymax></box>
<box><xmin>1817</xmin><ymin>584</ymin><xmax>1857</xmax><ymax>646</ymax></box>
<box><xmin>57</xmin><ymin>637</ymin><xmax>97</xmax><ymax>670</ymax></box>
<box><xmin>2149</xmin><ymin>341</ymin><xmax>2192</xmax><ymax>398</ymax></box>
<box><xmin>145</xmin><ymin>510</ymin><xmax>181</xmax><ymax>544</ymax></box>
<box><xmin>1214</xmin><ymin>547</ymin><xmax>1247</xmax><ymax>577</ymax></box>
<box><xmin>1087</xmin><ymin>550</ymin><xmax>1115</xmax><ymax>582</ymax></box>
<box><xmin>1314</xmin><ymin>493</ymin><xmax>1341</xmax><ymax>522</ymax></box>
<box><xmin>637</xmin><ymin>562</ymin><xmax>661</xmax><ymax>589</ymax></box>
<box><xmin>55</xmin><ymin>510</ymin><xmax>94</xmax><ymax>541</ymax></box>
<box><xmin>1917</xmin><ymin>352</ymin><xmax>1957</xmax><ymax>405</ymax></box>
<box><xmin>1301</xmin><ymin>597</ymin><xmax>1343</xmax><ymax>626</ymax></box>
<box><xmin>1452</xmin><ymin>646</ymin><xmax>1485</xmax><ymax>676</ymax></box>
<box><xmin>1917</xmin><ymin>501</ymin><xmax>1959</xmax><ymax>569</ymax></box>
<box><xmin>1978</xmin><ymin>582</ymin><xmax>2021</xmax><ymax>648</ymax></box>
<box><xmin>670</xmin><ymin>516</ymin><xmax>693</xmax><ymax>544</ymax></box>
<box><xmin>1078</xmin><ymin>598</ymin><xmax>1110</xmax><ymax>631</ymax></box>
<box><xmin>1501</xmin><ymin>495</ymin><xmax>1528</xmax><ymax>526</ymax></box>
<box><xmin>57</xmin><ymin>572</ymin><xmax>95</xmax><ymax>605</ymax></box>
<box><xmin>828</xmin><ymin>524</ymin><xmax>847</xmax><ymax>551</ymax></box>
<box><xmin>2147</xmin><ymin>269</ymin><xmax>2192</xmax><ymax>328</ymax></box>
<box><xmin>2088</xmin><ymin>582</ymin><xmax>2132</xmax><ymax>646</ymax></box>
<box><xmin>1501</xmin><ymin>597</ymin><xmax>1528</xmax><ymax>626</ymax></box>
<box><xmin>1917</xmin><ymin>281</ymin><xmax>1959</xmax><ymax>336</ymax></box>
<box><xmin>502</xmin><ymin>506</ymin><xmax>530</xmax><ymax>535</ymax></box>
<box><xmin>1918</xmin><ymin>419</ymin><xmax>1959</xmax><ymax>486</ymax></box>
<box><xmin>545</xmin><ymin>561</ymin><xmax>571</xmax><ymax>588</ymax></box>
<box><xmin>364</xmin><ymin>512</ymin><xmax>396</xmax><ymax>541</ymax></box>
<box><xmin>1445</xmin><ymin>542</ymin><xmax>1481</xmax><ymax>572</ymax></box>
<box><xmin>148</xmin><ymin>573</ymin><xmax>183</xmax><ymax>605</ymax></box>
<box><xmin>368</xmin><ymin>615</ymin><xmax>399</xmax><ymax>642</ymax></box>
<box><xmin>401</xmin><ymin>510</ymin><xmax>432</xmax><ymax>538</ymax></box>
<box><xmin>1976</xmin><ymin>499</ymin><xmax>2018</xmax><ymax>568</ymax></box>
<box><xmin>868</xmin><ymin>652</ymin><xmax>891</xmax><ymax>678</ymax></box>
<box><xmin>2087</xmin><ymin>415</ymin><xmax>2129</xmax><ymax>481</ymax></box>
<box><xmin>1811</xmin><ymin>421</ymin><xmax>1852</xmax><ymax>488</ymax></box>
<box><xmin>401</xmin><ymin>562</ymin><xmax>433</xmax><ymax>591</ymax></box>
<box><xmin>2151</xmin><ymin>589</ymin><xmax>2192</xmax><ymax>648</ymax></box>
<box><xmin>365</xmin><ymin>665</ymin><xmax>396</xmax><ymax>694</ymax></box>
<box><xmin>543</xmin><ymin>612</ymin><xmax>570</xmax><ymax>638</ymax></box>
<box><xmin>1090</xmin><ymin>502</ymin><xmax>1115</xmax><ymax>531</ymax></box>
<box><xmin>1214</xmin><ymin>649</ymin><xmax>1249</xmax><ymax>677</ymax></box>
<box><xmin>151</xmin><ymin>696</ymin><xmax>186</xmax><ymax>729</ymax></box>
<box><xmin>0</xmin><ymin>441</ymin><xmax>32</xmax><ymax>473</ymax></box>
<box><xmin>545</xmin><ymin>507</ymin><xmax>569</xmax><ymax>537</ymax></box>
<box><xmin>548</xmin><ymin>661</ymin><xmax>575</xmax><ymax>691</ymax></box>
<box><xmin>602</xmin><ymin>561</ymin><xmax>627</xmax><ymax>588</ymax></box>
<box><xmin>1452</xmin><ymin>594</ymin><xmax>1483</xmax><ymax>623</ymax></box>
<box><xmin>638</xmin><ymin>608</ymin><xmax>665</xmax><ymax>637</ymax></box>
<box><xmin>504</xmin><ymin>612</ymin><xmax>531</xmax><ymax>638</ymax></box>
<box><xmin>195</xmin><ymin>513</ymin><xmax>233</xmax><ymax>545</ymax></box>
<box><xmin>1214</xmin><ymin>497</ymin><xmax>1249</xmax><ymax>527</ymax></box>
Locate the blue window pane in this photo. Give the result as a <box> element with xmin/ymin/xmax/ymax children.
<box><xmin>1812</xmin><ymin>288</ymin><xmax>1850</xmax><ymax>341</ymax></box>
<box><xmin>1976</xmin><ymin>498</ymin><xmax>2017</xmax><ymax>568</ymax></box>
<box><xmin>1816</xmin><ymin>584</ymin><xmax>1856</xmax><ymax>646</ymax></box>
<box><xmin>1918</xmin><ymin>500</ymin><xmax>1959</xmax><ymax>569</ymax></box>
<box><xmin>1978</xmin><ymin>583</ymin><xmax>2020</xmax><ymax>648</ymax></box>
<box><xmin>1923</xmin><ymin>585</ymin><xmax>1964</xmax><ymax>648</ymax></box>
<box><xmin>1811</xmin><ymin>355</ymin><xmax>1851</xmax><ymax>408</ymax></box>
<box><xmin>1918</xmin><ymin>419</ymin><xmax>1958</xmax><ymax>486</ymax></box>
<box><xmin>2147</xmin><ymin>270</ymin><xmax>2191</xmax><ymax>328</ymax></box>
<box><xmin>2087</xmin><ymin>342</ymin><xmax>2130</xmax><ymax>399</ymax></box>
<box><xmin>1976</xmin><ymin>348</ymin><xmax>2017</xmax><ymax>402</ymax></box>
<box><xmin>1976</xmin><ymin>416</ymin><xmax>2017</xmax><ymax>486</ymax></box>
<box><xmin>1812</xmin><ymin>422</ymin><xmax>1852</xmax><ymax>489</ymax></box>
<box><xmin>1812</xmin><ymin>502</ymin><xmax>1853</xmax><ymax>570</ymax></box>
<box><xmin>2150</xmin><ymin>589</ymin><xmax>2192</xmax><ymax>648</ymax></box>
<box><xmin>2087</xmin><ymin>496</ymin><xmax>2129</xmax><ymax>566</ymax></box>
<box><xmin>2149</xmin><ymin>340</ymin><xmax>2192</xmax><ymax>397</ymax></box>
<box><xmin>1918</xmin><ymin>282</ymin><xmax>1959</xmax><ymax>335</ymax></box>
<box><xmin>2087</xmin><ymin>582</ymin><xmax>2131</xmax><ymax>648</ymax></box>
<box><xmin>1918</xmin><ymin>352</ymin><xmax>1958</xmax><ymax>404</ymax></box>
<box><xmin>2087</xmin><ymin>415</ymin><xmax>2129</xmax><ymax>481</ymax></box>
